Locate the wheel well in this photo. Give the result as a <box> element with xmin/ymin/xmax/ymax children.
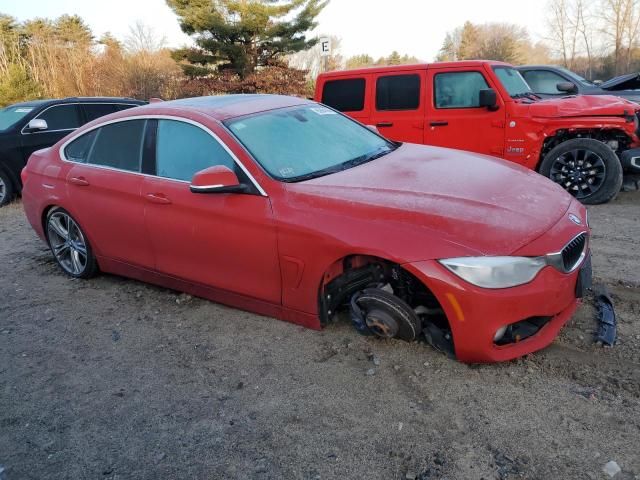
<box><xmin>41</xmin><ymin>205</ymin><xmax>57</xmax><ymax>237</ymax></box>
<box><xmin>539</xmin><ymin>128</ymin><xmax>630</xmax><ymax>170</ymax></box>
<box><xmin>0</xmin><ymin>163</ymin><xmax>18</xmax><ymax>190</ymax></box>
<box><xmin>318</xmin><ymin>254</ymin><xmax>451</xmax><ymax>334</ymax></box>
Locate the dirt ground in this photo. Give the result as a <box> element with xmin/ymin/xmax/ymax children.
<box><xmin>0</xmin><ymin>191</ymin><xmax>639</xmax><ymax>480</ymax></box>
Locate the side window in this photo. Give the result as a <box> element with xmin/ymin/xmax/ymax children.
<box><xmin>321</xmin><ymin>78</ymin><xmax>366</xmax><ymax>112</ymax></box>
<box><xmin>82</xmin><ymin>104</ymin><xmax>118</xmax><ymax>123</ymax></box>
<box><xmin>64</xmin><ymin>130</ymin><xmax>98</xmax><ymax>163</ymax></box>
<box><xmin>87</xmin><ymin>120</ymin><xmax>146</xmax><ymax>172</ymax></box>
<box><xmin>36</xmin><ymin>104</ymin><xmax>81</xmax><ymax>130</ymax></box>
<box><xmin>376</xmin><ymin>74</ymin><xmax>421</xmax><ymax>111</ymax></box>
<box><xmin>156</xmin><ymin>120</ymin><xmax>236</xmax><ymax>182</ymax></box>
<box><xmin>434</xmin><ymin>71</ymin><xmax>490</xmax><ymax>109</ymax></box>
<box><xmin>521</xmin><ymin>70</ymin><xmax>566</xmax><ymax>94</ymax></box>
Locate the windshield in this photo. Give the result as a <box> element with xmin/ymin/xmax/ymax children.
<box><xmin>493</xmin><ymin>66</ymin><xmax>532</xmax><ymax>97</ymax></box>
<box><xmin>558</xmin><ymin>67</ymin><xmax>595</xmax><ymax>86</ymax></box>
<box><xmin>0</xmin><ymin>105</ymin><xmax>35</xmax><ymax>131</ymax></box>
<box><xmin>225</xmin><ymin>105</ymin><xmax>396</xmax><ymax>182</ymax></box>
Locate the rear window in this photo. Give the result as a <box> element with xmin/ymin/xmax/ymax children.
<box><xmin>321</xmin><ymin>78</ymin><xmax>366</xmax><ymax>112</ymax></box>
<box><xmin>82</xmin><ymin>103</ymin><xmax>119</xmax><ymax>122</ymax></box>
<box><xmin>376</xmin><ymin>74</ymin><xmax>421</xmax><ymax>111</ymax></box>
<box><xmin>87</xmin><ymin>120</ymin><xmax>146</xmax><ymax>172</ymax></box>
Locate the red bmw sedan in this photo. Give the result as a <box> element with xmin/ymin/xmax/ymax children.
<box><xmin>21</xmin><ymin>95</ymin><xmax>591</xmax><ymax>363</ymax></box>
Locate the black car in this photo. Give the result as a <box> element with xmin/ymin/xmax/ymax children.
<box><xmin>0</xmin><ymin>97</ymin><xmax>145</xmax><ymax>206</ymax></box>
<box><xmin>517</xmin><ymin>65</ymin><xmax>640</xmax><ymax>103</ymax></box>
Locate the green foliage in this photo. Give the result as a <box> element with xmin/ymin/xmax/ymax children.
<box><xmin>436</xmin><ymin>21</ymin><xmax>530</xmax><ymax>64</ymax></box>
<box><xmin>345</xmin><ymin>54</ymin><xmax>374</xmax><ymax>69</ymax></box>
<box><xmin>167</xmin><ymin>0</ymin><xmax>328</xmax><ymax>77</ymax></box>
<box><xmin>0</xmin><ymin>64</ymin><xmax>41</xmax><ymax>106</ymax></box>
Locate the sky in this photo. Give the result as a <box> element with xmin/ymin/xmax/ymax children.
<box><xmin>0</xmin><ymin>0</ymin><xmax>549</xmax><ymax>61</ymax></box>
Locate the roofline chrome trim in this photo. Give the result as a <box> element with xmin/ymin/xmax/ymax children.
<box><xmin>21</xmin><ymin>102</ymin><xmax>141</xmax><ymax>135</ymax></box>
<box><xmin>57</xmin><ymin>114</ymin><xmax>268</xmax><ymax>197</ymax></box>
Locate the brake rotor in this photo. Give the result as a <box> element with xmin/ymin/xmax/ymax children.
<box><xmin>353</xmin><ymin>288</ymin><xmax>421</xmax><ymax>341</ymax></box>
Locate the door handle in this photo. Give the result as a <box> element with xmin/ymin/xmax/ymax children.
<box><xmin>145</xmin><ymin>193</ymin><xmax>172</xmax><ymax>205</ymax></box>
<box><xmin>429</xmin><ymin>121</ymin><xmax>449</xmax><ymax>127</ymax></box>
<box><xmin>376</xmin><ymin>122</ymin><xmax>394</xmax><ymax>127</ymax></box>
<box><xmin>69</xmin><ymin>176</ymin><xmax>89</xmax><ymax>186</ymax></box>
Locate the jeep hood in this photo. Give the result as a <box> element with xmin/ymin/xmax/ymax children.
<box><xmin>526</xmin><ymin>94</ymin><xmax>638</xmax><ymax>118</ymax></box>
<box><xmin>288</xmin><ymin>144</ymin><xmax>572</xmax><ymax>257</ymax></box>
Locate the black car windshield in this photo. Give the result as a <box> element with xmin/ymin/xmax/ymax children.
<box><xmin>493</xmin><ymin>66</ymin><xmax>533</xmax><ymax>97</ymax></box>
<box><xmin>225</xmin><ymin>105</ymin><xmax>396</xmax><ymax>182</ymax></box>
<box><xmin>0</xmin><ymin>105</ymin><xmax>35</xmax><ymax>131</ymax></box>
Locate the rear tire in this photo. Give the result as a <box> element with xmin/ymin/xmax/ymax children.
<box><xmin>45</xmin><ymin>207</ymin><xmax>98</xmax><ymax>279</ymax></box>
<box><xmin>0</xmin><ymin>169</ymin><xmax>14</xmax><ymax>207</ymax></box>
<box><xmin>539</xmin><ymin>138</ymin><xmax>623</xmax><ymax>205</ymax></box>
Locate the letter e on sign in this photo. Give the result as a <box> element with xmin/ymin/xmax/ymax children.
<box><xmin>320</xmin><ymin>37</ymin><xmax>331</xmax><ymax>57</ymax></box>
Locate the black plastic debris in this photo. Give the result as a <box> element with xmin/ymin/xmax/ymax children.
<box><xmin>593</xmin><ymin>285</ymin><xmax>617</xmax><ymax>346</ymax></box>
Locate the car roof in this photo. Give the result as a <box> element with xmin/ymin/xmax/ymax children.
<box><xmin>517</xmin><ymin>65</ymin><xmax>564</xmax><ymax>70</ymax></box>
<box><xmin>8</xmin><ymin>97</ymin><xmax>145</xmax><ymax>108</ymax></box>
<box><xmin>319</xmin><ymin>60</ymin><xmax>512</xmax><ymax>78</ymax></box>
<box><xmin>134</xmin><ymin>94</ymin><xmax>313</xmax><ymax>121</ymax></box>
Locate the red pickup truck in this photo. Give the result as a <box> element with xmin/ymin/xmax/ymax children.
<box><xmin>315</xmin><ymin>60</ymin><xmax>640</xmax><ymax>204</ymax></box>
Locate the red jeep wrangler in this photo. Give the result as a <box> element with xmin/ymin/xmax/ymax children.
<box><xmin>315</xmin><ymin>61</ymin><xmax>640</xmax><ymax>204</ymax></box>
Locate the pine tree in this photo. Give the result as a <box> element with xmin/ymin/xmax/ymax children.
<box><xmin>167</xmin><ymin>0</ymin><xmax>328</xmax><ymax>78</ymax></box>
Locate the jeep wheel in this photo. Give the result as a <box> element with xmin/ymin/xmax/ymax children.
<box><xmin>0</xmin><ymin>169</ymin><xmax>14</xmax><ymax>207</ymax></box>
<box><xmin>539</xmin><ymin>138</ymin><xmax>623</xmax><ymax>205</ymax></box>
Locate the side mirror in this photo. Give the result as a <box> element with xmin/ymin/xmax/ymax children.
<box><xmin>26</xmin><ymin>118</ymin><xmax>48</xmax><ymax>131</ymax></box>
<box><xmin>190</xmin><ymin>165</ymin><xmax>248</xmax><ymax>194</ymax></box>
<box><xmin>479</xmin><ymin>89</ymin><xmax>498</xmax><ymax>111</ymax></box>
<box><xmin>593</xmin><ymin>79</ymin><xmax>603</xmax><ymax>86</ymax></box>
<box><xmin>557</xmin><ymin>82</ymin><xmax>577</xmax><ymax>93</ymax></box>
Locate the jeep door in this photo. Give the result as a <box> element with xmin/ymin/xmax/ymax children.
<box><xmin>424</xmin><ymin>68</ymin><xmax>506</xmax><ymax>157</ymax></box>
<box><xmin>369</xmin><ymin>70</ymin><xmax>426</xmax><ymax>143</ymax></box>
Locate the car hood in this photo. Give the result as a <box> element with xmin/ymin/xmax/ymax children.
<box><xmin>288</xmin><ymin>144</ymin><xmax>572</xmax><ymax>256</ymax></box>
<box><xmin>526</xmin><ymin>94</ymin><xmax>639</xmax><ymax>117</ymax></box>
<box><xmin>600</xmin><ymin>72</ymin><xmax>640</xmax><ymax>91</ymax></box>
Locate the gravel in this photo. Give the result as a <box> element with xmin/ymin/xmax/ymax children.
<box><xmin>0</xmin><ymin>191</ymin><xmax>639</xmax><ymax>479</ymax></box>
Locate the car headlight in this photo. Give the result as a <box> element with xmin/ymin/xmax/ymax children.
<box><xmin>439</xmin><ymin>256</ymin><xmax>547</xmax><ymax>289</ymax></box>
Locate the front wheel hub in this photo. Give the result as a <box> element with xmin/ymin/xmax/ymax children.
<box><xmin>365</xmin><ymin>309</ymin><xmax>399</xmax><ymax>338</ymax></box>
<box><xmin>550</xmin><ymin>149</ymin><xmax>606</xmax><ymax>199</ymax></box>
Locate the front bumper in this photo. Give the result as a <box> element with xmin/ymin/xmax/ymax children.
<box><xmin>404</xmin><ymin>254</ymin><xmax>587</xmax><ymax>363</ymax></box>
<box><xmin>620</xmin><ymin>147</ymin><xmax>640</xmax><ymax>172</ymax></box>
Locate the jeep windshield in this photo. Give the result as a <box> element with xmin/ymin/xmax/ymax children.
<box><xmin>493</xmin><ymin>66</ymin><xmax>538</xmax><ymax>99</ymax></box>
<box><xmin>0</xmin><ymin>105</ymin><xmax>35</xmax><ymax>131</ymax></box>
<box><xmin>225</xmin><ymin>105</ymin><xmax>397</xmax><ymax>182</ymax></box>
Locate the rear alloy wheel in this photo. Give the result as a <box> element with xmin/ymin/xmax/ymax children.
<box><xmin>46</xmin><ymin>208</ymin><xmax>98</xmax><ymax>279</ymax></box>
<box><xmin>540</xmin><ymin>138</ymin><xmax>623</xmax><ymax>205</ymax></box>
<box><xmin>0</xmin><ymin>169</ymin><xmax>14</xmax><ymax>207</ymax></box>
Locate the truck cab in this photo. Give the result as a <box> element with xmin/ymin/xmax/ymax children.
<box><xmin>315</xmin><ymin>61</ymin><xmax>640</xmax><ymax>204</ymax></box>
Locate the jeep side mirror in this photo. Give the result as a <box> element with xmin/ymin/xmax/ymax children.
<box><xmin>190</xmin><ymin>165</ymin><xmax>248</xmax><ymax>194</ymax></box>
<box><xmin>479</xmin><ymin>89</ymin><xmax>498</xmax><ymax>111</ymax></box>
<box><xmin>26</xmin><ymin>119</ymin><xmax>48</xmax><ymax>132</ymax></box>
<box><xmin>557</xmin><ymin>82</ymin><xmax>577</xmax><ymax>93</ymax></box>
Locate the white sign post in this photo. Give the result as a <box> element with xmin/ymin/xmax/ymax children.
<box><xmin>320</xmin><ymin>37</ymin><xmax>331</xmax><ymax>57</ymax></box>
<box><xmin>319</xmin><ymin>37</ymin><xmax>331</xmax><ymax>73</ymax></box>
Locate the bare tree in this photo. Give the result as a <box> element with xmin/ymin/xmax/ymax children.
<box><xmin>575</xmin><ymin>0</ymin><xmax>595</xmax><ymax>77</ymax></box>
<box><xmin>125</xmin><ymin>21</ymin><xmax>167</xmax><ymax>54</ymax></box>
<box><xmin>600</xmin><ymin>0</ymin><xmax>640</xmax><ymax>74</ymax></box>
<box><xmin>547</xmin><ymin>0</ymin><xmax>581</xmax><ymax>69</ymax></box>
